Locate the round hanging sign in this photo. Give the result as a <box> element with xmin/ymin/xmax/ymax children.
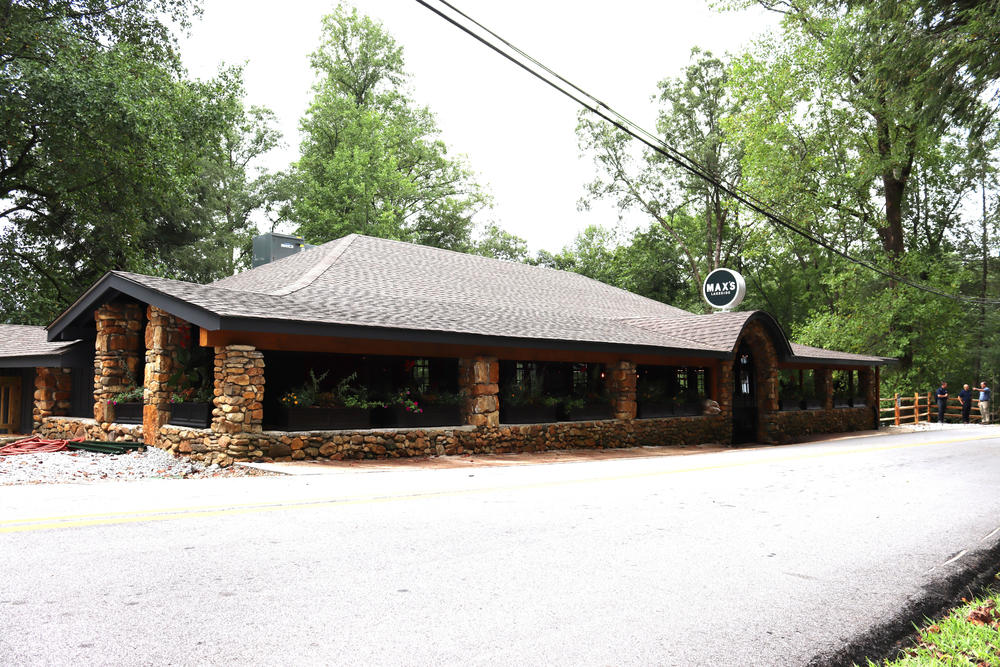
<box><xmin>702</xmin><ymin>268</ymin><xmax>746</xmax><ymax>310</ymax></box>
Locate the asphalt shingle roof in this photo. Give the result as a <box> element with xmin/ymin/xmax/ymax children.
<box><xmin>0</xmin><ymin>324</ymin><xmax>78</xmax><ymax>361</ymax></box>
<box><xmin>55</xmin><ymin>234</ymin><xmax>891</xmax><ymax>364</ymax></box>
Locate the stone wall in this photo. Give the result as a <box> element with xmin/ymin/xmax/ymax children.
<box><xmin>94</xmin><ymin>302</ymin><xmax>143</xmax><ymax>423</ymax></box>
<box><xmin>143</xmin><ymin>306</ymin><xmax>190</xmax><ymax>446</ymax></box>
<box><xmin>156</xmin><ymin>413</ymin><xmax>731</xmax><ymax>465</ymax></box>
<box><xmin>772</xmin><ymin>406</ymin><xmax>874</xmax><ymax>442</ymax></box>
<box><xmin>39</xmin><ymin>416</ymin><xmax>142</xmax><ymax>442</ymax></box>
<box><xmin>32</xmin><ymin>367</ymin><xmax>72</xmax><ymax>430</ymax></box>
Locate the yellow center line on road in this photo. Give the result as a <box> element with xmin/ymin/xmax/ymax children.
<box><xmin>2</xmin><ymin>432</ymin><xmax>995</xmax><ymax>534</ymax></box>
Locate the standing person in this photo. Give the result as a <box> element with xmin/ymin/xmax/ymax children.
<box><xmin>979</xmin><ymin>381</ymin><xmax>991</xmax><ymax>424</ymax></box>
<box><xmin>958</xmin><ymin>383</ymin><xmax>973</xmax><ymax>424</ymax></box>
<box><xmin>936</xmin><ymin>381</ymin><xmax>949</xmax><ymax>424</ymax></box>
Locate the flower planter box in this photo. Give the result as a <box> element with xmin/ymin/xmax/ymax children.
<box><xmin>562</xmin><ymin>402</ymin><xmax>613</xmax><ymax>422</ymax></box>
<box><xmin>382</xmin><ymin>404</ymin><xmax>463</xmax><ymax>428</ymax></box>
<box><xmin>112</xmin><ymin>401</ymin><xmax>142</xmax><ymax>425</ymax></box>
<box><xmin>279</xmin><ymin>406</ymin><xmax>371</xmax><ymax>431</ymax></box>
<box><xmin>502</xmin><ymin>404</ymin><xmax>559</xmax><ymax>424</ymax></box>
<box><xmin>636</xmin><ymin>402</ymin><xmax>675</xmax><ymax>419</ymax></box>
<box><xmin>168</xmin><ymin>402</ymin><xmax>212</xmax><ymax>429</ymax></box>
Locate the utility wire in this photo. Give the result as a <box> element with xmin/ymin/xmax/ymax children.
<box><xmin>415</xmin><ymin>0</ymin><xmax>1000</xmax><ymax>306</ymax></box>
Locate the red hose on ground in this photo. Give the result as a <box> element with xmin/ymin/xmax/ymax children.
<box><xmin>0</xmin><ymin>435</ymin><xmax>83</xmax><ymax>456</ymax></box>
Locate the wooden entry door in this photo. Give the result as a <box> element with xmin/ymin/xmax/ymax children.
<box><xmin>732</xmin><ymin>341</ymin><xmax>757</xmax><ymax>443</ymax></box>
<box><xmin>0</xmin><ymin>376</ymin><xmax>21</xmax><ymax>434</ymax></box>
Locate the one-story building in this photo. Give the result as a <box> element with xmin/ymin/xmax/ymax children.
<box><xmin>3</xmin><ymin>234</ymin><xmax>892</xmax><ymax>463</ymax></box>
<box><xmin>0</xmin><ymin>325</ymin><xmax>91</xmax><ymax>435</ymax></box>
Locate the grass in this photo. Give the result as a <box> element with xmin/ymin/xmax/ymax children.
<box><xmin>866</xmin><ymin>583</ymin><xmax>1000</xmax><ymax>666</ymax></box>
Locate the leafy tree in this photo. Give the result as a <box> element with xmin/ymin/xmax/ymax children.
<box><xmin>577</xmin><ymin>50</ymin><xmax>747</xmax><ymax>302</ymax></box>
<box><xmin>722</xmin><ymin>0</ymin><xmax>1000</xmax><ymax>386</ymax></box>
<box><xmin>728</xmin><ymin>0</ymin><xmax>999</xmax><ymax>259</ymax></box>
<box><xmin>284</xmin><ymin>5</ymin><xmax>489</xmax><ymax>250</ymax></box>
<box><xmin>534</xmin><ymin>224</ymin><xmax>690</xmax><ymax>308</ymax></box>
<box><xmin>0</xmin><ymin>0</ymin><xmax>277</xmax><ymax>324</ymax></box>
<box><xmin>473</xmin><ymin>223</ymin><xmax>530</xmax><ymax>263</ymax></box>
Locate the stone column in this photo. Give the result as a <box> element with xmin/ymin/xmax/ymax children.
<box><xmin>459</xmin><ymin>356</ymin><xmax>499</xmax><ymax>427</ymax></box>
<box><xmin>608</xmin><ymin>360</ymin><xmax>637</xmax><ymax>420</ymax></box>
<box><xmin>717</xmin><ymin>361</ymin><xmax>733</xmax><ymax>421</ymax></box>
<box><xmin>143</xmin><ymin>306</ymin><xmax>190</xmax><ymax>446</ymax></box>
<box><xmin>816</xmin><ymin>368</ymin><xmax>833</xmax><ymax>410</ymax></box>
<box><xmin>33</xmin><ymin>367</ymin><xmax>72</xmax><ymax>430</ymax></box>
<box><xmin>212</xmin><ymin>345</ymin><xmax>265</xmax><ymax>435</ymax></box>
<box><xmin>859</xmin><ymin>366</ymin><xmax>877</xmax><ymax>428</ymax></box>
<box><xmin>93</xmin><ymin>302</ymin><xmax>143</xmax><ymax>423</ymax></box>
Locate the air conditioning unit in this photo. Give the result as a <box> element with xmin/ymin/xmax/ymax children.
<box><xmin>251</xmin><ymin>233</ymin><xmax>314</xmax><ymax>268</ymax></box>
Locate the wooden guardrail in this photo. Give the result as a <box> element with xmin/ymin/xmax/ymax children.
<box><xmin>879</xmin><ymin>392</ymin><xmax>992</xmax><ymax>425</ymax></box>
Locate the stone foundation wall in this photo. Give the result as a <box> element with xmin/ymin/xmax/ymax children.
<box><xmin>155</xmin><ymin>414</ymin><xmax>730</xmax><ymax>465</ymax></box>
<box><xmin>33</xmin><ymin>367</ymin><xmax>72</xmax><ymax>430</ymax></box>
<box><xmin>39</xmin><ymin>416</ymin><xmax>142</xmax><ymax>442</ymax></box>
<box><xmin>772</xmin><ymin>407</ymin><xmax>874</xmax><ymax>442</ymax></box>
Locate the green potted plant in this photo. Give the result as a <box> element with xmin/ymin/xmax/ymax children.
<box><xmin>560</xmin><ymin>394</ymin><xmax>611</xmax><ymax>421</ymax></box>
<box><xmin>501</xmin><ymin>384</ymin><xmax>560</xmax><ymax>424</ymax></box>
<box><xmin>279</xmin><ymin>371</ymin><xmax>384</xmax><ymax>431</ymax></box>
<box><xmin>167</xmin><ymin>348</ymin><xmax>214</xmax><ymax>428</ymax></box>
<box><xmin>168</xmin><ymin>385</ymin><xmax>214</xmax><ymax>428</ymax></box>
<box><xmin>636</xmin><ymin>379</ymin><xmax>673</xmax><ymax>419</ymax></box>
<box><xmin>383</xmin><ymin>388</ymin><xmax>464</xmax><ymax>428</ymax></box>
<box><xmin>108</xmin><ymin>385</ymin><xmax>144</xmax><ymax>424</ymax></box>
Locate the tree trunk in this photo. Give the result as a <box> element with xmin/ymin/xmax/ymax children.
<box><xmin>880</xmin><ymin>172</ymin><xmax>906</xmax><ymax>258</ymax></box>
<box><xmin>977</xmin><ymin>175</ymin><xmax>988</xmax><ymax>380</ymax></box>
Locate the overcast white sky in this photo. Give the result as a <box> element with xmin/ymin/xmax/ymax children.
<box><xmin>178</xmin><ymin>1</ymin><xmax>777</xmax><ymax>253</ymax></box>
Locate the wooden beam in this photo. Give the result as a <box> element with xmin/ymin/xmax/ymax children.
<box><xmin>198</xmin><ymin>328</ymin><xmax>721</xmax><ymax>367</ymax></box>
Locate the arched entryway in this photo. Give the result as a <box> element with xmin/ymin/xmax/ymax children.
<box><xmin>730</xmin><ymin>317</ymin><xmax>783</xmax><ymax>444</ymax></box>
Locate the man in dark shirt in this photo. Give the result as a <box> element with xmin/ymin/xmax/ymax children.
<box><xmin>958</xmin><ymin>383</ymin><xmax>973</xmax><ymax>423</ymax></box>
<box><xmin>936</xmin><ymin>381</ymin><xmax>949</xmax><ymax>423</ymax></box>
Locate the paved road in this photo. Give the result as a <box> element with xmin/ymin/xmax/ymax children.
<box><xmin>4</xmin><ymin>426</ymin><xmax>1000</xmax><ymax>666</ymax></box>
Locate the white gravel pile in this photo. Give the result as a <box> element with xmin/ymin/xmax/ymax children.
<box><xmin>887</xmin><ymin>422</ymin><xmax>1000</xmax><ymax>433</ymax></box>
<box><xmin>0</xmin><ymin>446</ymin><xmax>276</xmax><ymax>485</ymax></box>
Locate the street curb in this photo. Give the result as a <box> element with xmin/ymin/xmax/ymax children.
<box><xmin>808</xmin><ymin>538</ymin><xmax>1000</xmax><ymax>666</ymax></box>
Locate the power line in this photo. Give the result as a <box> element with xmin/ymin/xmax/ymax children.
<box><xmin>414</xmin><ymin>0</ymin><xmax>1000</xmax><ymax>306</ymax></box>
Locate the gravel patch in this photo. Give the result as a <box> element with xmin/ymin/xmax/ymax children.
<box><xmin>886</xmin><ymin>422</ymin><xmax>1000</xmax><ymax>433</ymax></box>
<box><xmin>0</xmin><ymin>446</ymin><xmax>279</xmax><ymax>485</ymax></box>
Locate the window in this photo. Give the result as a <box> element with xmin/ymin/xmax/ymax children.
<box><xmin>411</xmin><ymin>358</ymin><xmax>430</xmax><ymax>393</ymax></box>
<box><xmin>832</xmin><ymin>369</ymin><xmax>856</xmax><ymax>407</ymax></box>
